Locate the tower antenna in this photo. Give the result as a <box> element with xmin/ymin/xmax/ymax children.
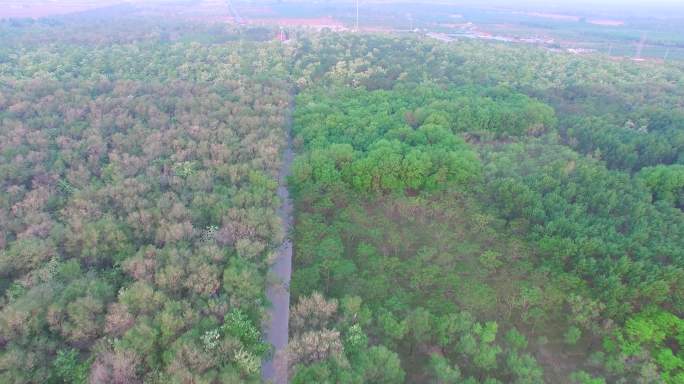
<box><xmin>355</xmin><ymin>0</ymin><xmax>359</xmax><ymax>31</ymax></box>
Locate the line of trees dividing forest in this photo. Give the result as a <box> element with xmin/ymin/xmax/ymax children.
<box><xmin>1</xmin><ymin>17</ymin><xmax>684</xmax><ymax>384</ymax></box>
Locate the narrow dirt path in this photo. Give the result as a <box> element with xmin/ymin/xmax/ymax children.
<box><xmin>262</xmin><ymin>119</ymin><xmax>294</xmax><ymax>384</ymax></box>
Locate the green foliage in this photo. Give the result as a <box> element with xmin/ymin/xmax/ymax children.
<box><xmin>563</xmin><ymin>111</ymin><xmax>684</xmax><ymax>173</ymax></box>
<box><xmin>604</xmin><ymin>308</ymin><xmax>684</xmax><ymax>382</ymax></box>
<box><xmin>361</xmin><ymin>346</ymin><xmax>406</xmax><ymax>383</ymax></box>
<box><xmin>51</xmin><ymin>349</ymin><xmax>90</xmax><ymax>384</ymax></box>
<box><xmin>290</xmin><ymin>82</ymin><xmax>551</xmax><ymax>380</ymax></box>
<box><xmin>479</xmin><ymin>250</ymin><xmax>504</xmax><ymax>272</ymax></box>
<box><xmin>570</xmin><ymin>371</ymin><xmax>606</xmax><ymax>384</ymax></box>
<box><xmin>429</xmin><ymin>354</ymin><xmax>462</xmax><ymax>383</ymax></box>
<box><xmin>505</xmin><ymin>351</ymin><xmax>544</xmax><ymax>384</ymax></box>
<box><xmin>3</xmin><ymin>13</ymin><xmax>684</xmax><ymax>384</ymax></box>
<box><xmin>172</xmin><ymin>161</ymin><xmax>196</xmax><ymax>178</ymax></box>
<box><xmin>483</xmin><ymin>140</ymin><xmax>684</xmax><ymax>318</ymax></box>
<box><xmin>291</xmin><ymin>362</ymin><xmax>337</xmax><ymax>384</ymax></box>
<box><xmin>0</xmin><ymin>20</ymin><xmax>290</xmax><ymax>383</ymax></box>
<box><xmin>564</xmin><ymin>326</ymin><xmax>582</xmax><ymax>345</ymax></box>
<box><xmin>505</xmin><ymin>328</ymin><xmax>528</xmax><ymax>351</ymax></box>
<box><xmin>291</xmin><ymin>357</ymin><xmax>357</xmax><ymax>384</ymax></box>
<box><xmin>222</xmin><ymin>309</ymin><xmax>268</xmax><ymax>356</ymax></box>
<box><xmin>638</xmin><ymin>164</ymin><xmax>684</xmax><ymax>208</ymax></box>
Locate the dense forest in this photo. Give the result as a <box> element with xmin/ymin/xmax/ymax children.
<box><xmin>0</xmin><ymin>19</ymin><xmax>294</xmax><ymax>383</ymax></box>
<box><xmin>1</xmin><ymin>15</ymin><xmax>684</xmax><ymax>384</ymax></box>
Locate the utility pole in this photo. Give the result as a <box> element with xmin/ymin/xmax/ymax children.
<box><xmin>664</xmin><ymin>47</ymin><xmax>670</xmax><ymax>61</ymax></box>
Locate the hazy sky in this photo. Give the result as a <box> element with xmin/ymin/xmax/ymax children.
<box><xmin>17</xmin><ymin>0</ymin><xmax>684</xmax><ymax>3</ymax></box>
<box><xmin>444</xmin><ymin>0</ymin><xmax>684</xmax><ymax>16</ymax></box>
<box><xmin>12</xmin><ymin>0</ymin><xmax>684</xmax><ymax>7</ymax></box>
<box><xmin>8</xmin><ymin>0</ymin><xmax>684</xmax><ymax>17</ymax></box>
<box><xmin>456</xmin><ymin>0</ymin><xmax>684</xmax><ymax>8</ymax></box>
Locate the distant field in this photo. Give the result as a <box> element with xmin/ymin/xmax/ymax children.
<box><xmin>232</xmin><ymin>1</ymin><xmax>684</xmax><ymax>62</ymax></box>
<box><xmin>2</xmin><ymin>0</ymin><xmax>683</xmax><ymax>62</ymax></box>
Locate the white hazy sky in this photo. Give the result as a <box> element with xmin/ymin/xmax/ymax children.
<box><xmin>456</xmin><ymin>0</ymin><xmax>684</xmax><ymax>7</ymax></box>
<box><xmin>13</xmin><ymin>0</ymin><xmax>684</xmax><ymax>13</ymax></box>
<box><xmin>26</xmin><ymin>0</ymin><xmax>684</xmax><ymax>3</ymax></box>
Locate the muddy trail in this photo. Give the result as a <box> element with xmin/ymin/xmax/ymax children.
<box><xmin>262</xmin><ymin>119</ymin><xmax>295</xmax><ymax>384</ymax></box>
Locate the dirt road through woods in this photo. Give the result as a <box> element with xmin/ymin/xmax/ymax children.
<box><xmin>262</xmin><ymin>123</ymin><xmax>294</xmax><ymax>384</ymax></box>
